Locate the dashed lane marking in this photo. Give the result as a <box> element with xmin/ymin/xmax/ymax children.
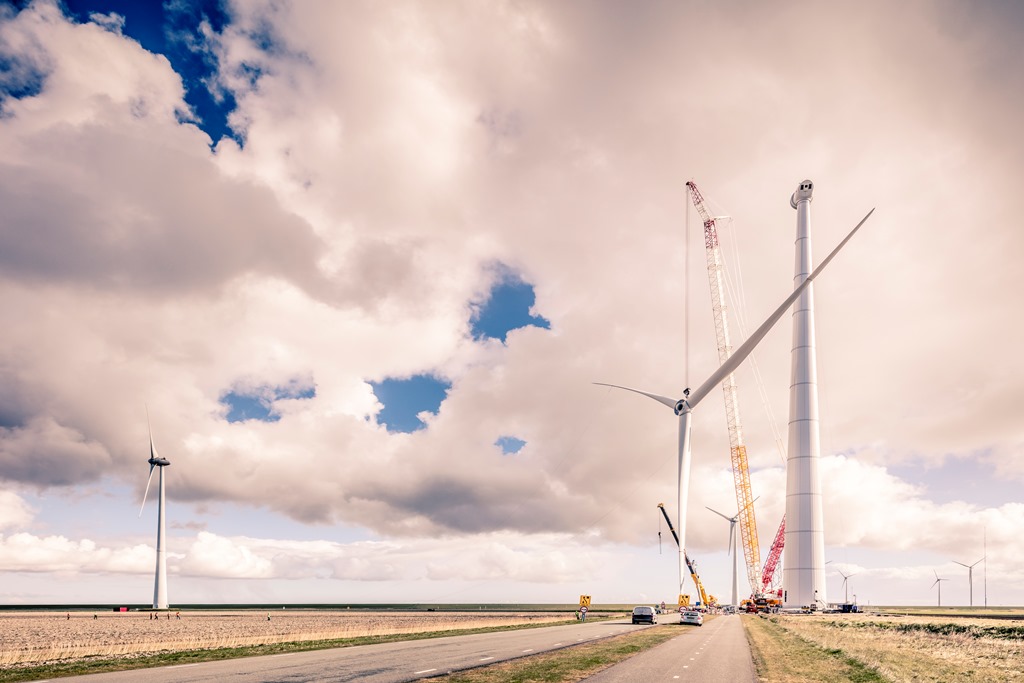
<box><xmin>414</xmin><ymin>669</ymin><xmax>437</xmax><ymax>675</ymax></box>
<box><xmin>479</xmin><ymin>656</ymin><xmax>494</xmax><ymax>661</ymax></box>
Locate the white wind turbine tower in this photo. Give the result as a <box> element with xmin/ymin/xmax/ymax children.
<box><xmin>931</xmin><ymin>571</ymin><xmax>949</xmax><ymax>607</ymax></box>
<box><xmin>598</xmin><ymin>203</ymin><xmax>874</xmax><ymax>601</ymax></box>
<box><xmin>706</xmin><ymin>496</ymin><xmax>758</xmax><ymax>608</ymax></box>
<box><xmin>139</xmin><ymin>410</ymin><xmax>171</xmax><ymax>610</ymax></box>
<box><xmin>952</xmin><ymin>557</ymin><xmax>984</xmax><ymax>607</ymax></box>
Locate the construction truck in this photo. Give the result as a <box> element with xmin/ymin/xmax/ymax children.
<box><xmin>657</xmin><ymin>504</ymin><xmax>717</xmax><ymax>610</ymax></box>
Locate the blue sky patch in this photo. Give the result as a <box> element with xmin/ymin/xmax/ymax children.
<box><xmin>471</xmin><ymin>269</ymin><xmax>550</xmax><ymax>343</ymax></box>
<box><xmin>370</xmin><ymin>375</ymin><xmax>451</xmax><ymax>433</ymax></box>
<box><xmin>0</xmin><ymin>50</ymin><xmax>49</xmax><ymax>104</ymax></box>
<box><xmin>495</xmin><ymin>436</ymin><xmax>526</xmax><ymax>455</ymax></box>
<box><xmin>221</xmin><ymin>381</ymin><xmax>316</xmax><ymax>423</ymax></box>
<box><xmin>62</xmin><ymin>0</ymin><xmax>237</xmax><ymax>145</ymax></box>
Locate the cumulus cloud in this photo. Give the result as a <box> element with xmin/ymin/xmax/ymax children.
<box><xmin>1</xmin><ymin>0</ymin><xmax>1023</xmax><ymax>603</ymax></box>
<box><xmin>0</xmin><ymin>531</ymin><xmax>152</xmax><ymax>574</ymax></box>
<box><xmin>0</xmin><ymin>490</ymin><xmax>34</xmax><ymax>531</ymax></box>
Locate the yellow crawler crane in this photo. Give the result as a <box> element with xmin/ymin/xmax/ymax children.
<box><xmin>685</xmin><ymin>181</ymin><xmax>762</xmax><ymax>593</ymax></box>
<box><xmin>658</xmin><ymin>504</ymin><xmax>716</xmax><ymax>609</ymax></box>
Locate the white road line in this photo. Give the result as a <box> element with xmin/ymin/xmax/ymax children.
<box><xmin>271</xmin><ymin>653</ymin><xmax>297</xmax><ymax>658</ymax></box>
<box><xmin>414</xmin><ymin>669</ymin><xmax>437</xmax><ymax>675</ymax></box>
<box><xmin>553</xmin><ymin>642</ymin><xmax>563</xmax><ymax>646</ymax></box>
<box><xmin>522</xmin><ymin>648</ymin><xmax>534</xmax><ymax>653</ymax></box>
<box><xmin>479</xmin><ymin>656</ymin><xmax>494</xmax><ymax>661</ymax></box>
<box><xmin>167</xmin><ymin>664</ymin><xmax>199</xmax><ymax>669</ymax></box>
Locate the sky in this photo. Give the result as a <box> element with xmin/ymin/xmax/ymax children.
<box><xmin>1</xmin><ymin>0</ymin><xmax>1022</xmax><ymax>608</ymax></box>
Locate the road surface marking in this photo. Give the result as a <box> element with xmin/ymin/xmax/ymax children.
<box><xmin>479</xmin><ymin>656</ymin><xmax>494</xmax><ymax>661</ymax></box>
<box><xmin>553</xmin><ymin>642</ymin><xmax>563</xmax><ymax>646</ymax></box>
<box><xmin>168</xmin><ymin>664</ymin><xmax>199</xmax><ymax>669</ymax></box>
<box><xmin>522</xmin><ymin>649</ymin><xmax>534</xmax><ymax>653</ymax></box>
<box><xmin>414</xmin><ymin>669</ymin><xmax>437</xmax><ymax>675</ymax></box>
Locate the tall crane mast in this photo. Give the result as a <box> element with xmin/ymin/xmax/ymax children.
<box><xmin>685</xmin><ymin>181</ymin><xmax>762</xmax><ymax>593</ymax></box>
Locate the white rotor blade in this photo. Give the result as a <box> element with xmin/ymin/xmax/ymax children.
<box><xmin>687</xmin><ymin>208</ymin><xmax>875</xmax><ymax>410</ymax></box>
<box><xmin>147</xmin><ymin>406</ymin><xmax>160</xmax><ymax>461</ymax></box>
<box><xmin>139</xmin><ymin>464</ymin><xmax>155</xmax><ymax>517</ymax></box>
<box><xmin>705</xmin><ymin>506</ymin><xmax>733</xmax><ymax>522</ymax></box>
<box><xmin>592</xmin><ymin>383</ymin><xmax>678</xmax><ymax>410</ymax></box>
<box><xmin>727</xmin><ymin>523</ymin><xmax>735</xmax><ymax>556</ymax></box>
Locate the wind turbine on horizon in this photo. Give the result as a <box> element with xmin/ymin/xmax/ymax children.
<box><xmin>931</xmin><ymin>570</ymin><xmax>949</xmax><ymax>607</ymax></box>
<box><xmin>953</xmin><ymin>557</ymin><xmax>984</xmax><ymax>607</ymax></box>
<box><xmin>597</xmin><ymin>205</ymin><xmax>874</xmax><ymax>601</ymax></box>
<box><xmin>837</xmin><ymin>568</ymin><xmax>858</xmax><ymax>604</ymax></box>
<box><xmin>706</xmin><ymin>496</ymin><xmax>759</xmax><ymax>608</ymax></box>
<box><xmin>139</xmin><ymin>409</ymin><xmax>171</xmax><ymax>610</ymax></box>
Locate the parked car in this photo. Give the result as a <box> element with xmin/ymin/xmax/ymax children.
<box><xmin>631</xmin><ymin>605</ymin><xmax>657</xmax><ymax>625</ymax></box>
<box><xmin>680</xmin><ymin>610</ymin><xmax>704</xmax><ymax>626</ymax></box>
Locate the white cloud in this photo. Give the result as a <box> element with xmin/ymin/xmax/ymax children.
<box><xmin>0</xmin><ymin>490</ymin><xmax>34</xmax><ymax>531</ymax></box>
<box><xmin>1</xmin><ymin>0</ymin><xmax>1023</xmax><ymax>604</ymax></box>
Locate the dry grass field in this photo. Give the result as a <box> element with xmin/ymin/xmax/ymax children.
<box><xmin>0</xmin><ymin>609</ymin><xmax>569</xmax><ymax>669</ymax></box>
<box><xmin>747</xmin><ymin>612</ymin><xmax>1024</xmax><ymax>683</ymax></box>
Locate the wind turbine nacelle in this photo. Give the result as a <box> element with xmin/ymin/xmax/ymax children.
<box><xmin>148</xmin><ymin>457</ymin><xmax>170</xmax><ymax>467</ymax></box>
<box><xmin>790</xmin><ymin>179</ymin><xmax>814</xmax><ymax>209</ymax></box>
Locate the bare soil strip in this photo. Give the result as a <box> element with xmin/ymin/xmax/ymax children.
<box><xmin>0</xmin><ymin>610</ymin><xmax>568</xmax><ymax>669</ymax></box>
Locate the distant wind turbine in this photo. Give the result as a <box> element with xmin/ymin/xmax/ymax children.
<box><xmin>597</xmin><ymin>207</ymin><xmax>874</xmax><ymax>600</ymax></box>
<box><xmin>706</xmin><ymin>496</ymin><xmax>759</xmax><ymax>608</ymax></box>
<box><xmin>837</xmin><ymin>569</ymin><xmax>858</xmax><ymax>604</ymax></box>
<box><xmin>952</xmin><ymin>557</ymin><xmax>984</xmax><ymax>607</ymax></box>
<box><xmin>139</xmin><ymin>409</ymin><xmax>171</xmax><ymax>610</ymax></box>
<box><xmin>931</xmin><ymin>570</ymin><xmax>949</xmax><ymax>607</ymax></box>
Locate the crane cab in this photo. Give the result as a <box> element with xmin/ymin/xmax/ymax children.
<box><xmin>790</xmin><ymin>179</ymin><xmax>814</xmax><ymax>208</ymax></box>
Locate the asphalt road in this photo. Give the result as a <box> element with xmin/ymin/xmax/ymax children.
<box><xmin>55</xmin><ymin>618</ymin><xmax>639</xmax><ymax>683</ymax></box>
<box><xmin>583</xmin><ymin>614</ymin><xmax>756</xmax><ymax>683</ymax></box>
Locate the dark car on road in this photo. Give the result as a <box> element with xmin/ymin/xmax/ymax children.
<box><xmin>631</xmin><ymin>605</ymin><xmax>657</xmax><ymax>624</ymax></box>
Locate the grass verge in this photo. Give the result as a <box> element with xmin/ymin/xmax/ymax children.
<box><xmin>0</xmin><ymin>618</ymin><xmax>598</xmax><ymax>683</ymax></box>
<box><xmin>437</xmin><ymin>625</ymin><xmax>680</xmax><ymax>682</ymax></box>
<box><xmin>742</xmin><ymin>615</ymin><xmax>887</xmax><ymax>683</ymax></box>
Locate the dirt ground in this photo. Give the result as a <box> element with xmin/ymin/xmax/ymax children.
<box><xmin>0</xmin><ymin>609</ymin><xmax>570</xmax><ymax>668</ymax></box>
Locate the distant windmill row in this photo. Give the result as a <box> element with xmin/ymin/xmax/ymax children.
<box><xmin>931</xmin><ymin>556</ymin><xmax>985</xmax><ymax>607</ymax></box>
